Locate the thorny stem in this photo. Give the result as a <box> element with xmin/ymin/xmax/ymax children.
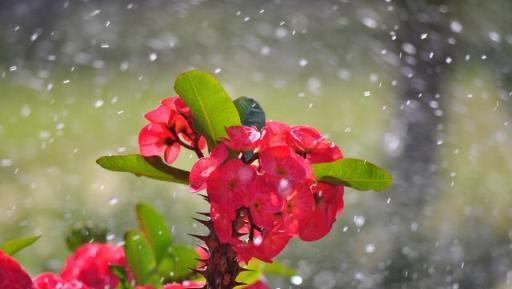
<box><xmin>191</xmin><ymin>213</ymin><xmax>245</xmax><ymax>289</ymax></box>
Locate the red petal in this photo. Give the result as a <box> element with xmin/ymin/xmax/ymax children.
<box><xmin>164</xmin><ymin>142</ymin><xmax>181</xmax><ymax>164</ymax></box>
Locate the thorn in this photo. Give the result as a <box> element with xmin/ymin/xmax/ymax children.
<box><xmin>232</xmin><ymin>281</ymin><xmax>247</xmax><ymax>287</ymax></box>
<box><xmin>199</xmin><ymin>194</ymin><xmax>210</xmax><ymax>202</ymax></box>
<box><xmin>195</xmin><ymin>258</ymin><xmax>209</xmax><ymax>263</ymax></box>
<box><xmin>196</xmin><ymin>211</ymin><xmax>211</xmax><ymax>217</ymax></box>
<box><xmin>188</xmin><ymin>234</ymin><xmax>209</xmax><ymax>242</ymax></box>
<box><xmin>192</xmin><ymin>217</ymin><xmax>212</xmax><ymax>228</ymax></box>
<box><xmin>198</xmin><ymin>245</ymin><xmax>209</xmax><ymax>253</ymax></box>
<box><xmin>189</xmin><ymin>267</ymin><xmax>206</xmax><ymax>277</ymax></box>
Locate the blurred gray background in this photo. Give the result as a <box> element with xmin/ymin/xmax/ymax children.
<box><xmin>1</xmin><ymin>0</ymin><xmax>512</xmax><ymax>288</ymax></box>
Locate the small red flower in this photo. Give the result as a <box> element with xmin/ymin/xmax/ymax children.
<box><xmin>189</xmin><ymin>143</ymin><xmax>228</xmax><ymax>192</ymax></box>
<box><xmin>139</xmin><ymin>123</ymin><xmax>181</xmax><ymax>164</ymax></box>
<box><xmin>259</xmin><ymin>146</ymin><xmax>313</xmax><ymax>184</ymax></box>
<box><xmin>299</xmin><ymin>183</ymin><xmax>344</xmax><ymax>241</ymax></box>
<box><xmin>223</xmin><ymin>125</ymin><xmax>261</xmax><ymax>152</ymax></box>
<box><xmin>207</xmin><ymin>159</ymin><xmax>257</xmax><ymax>209</ymax></box>
<box><xmin>33</xmin><ymin>273</ymin><xmax>90</xmax><ymax>289</ymax></box>
<box><xmin>288</xmin><ymin>125</ymin><xmax>343</xmax><ymax>163</ymax></box>
<box><xmin>0</xmin><ymin>250</ymin><xmax>33</xmax><ymax>289</ymax></box>
<box><xmin>60</xmin><ymin>243</ymin><xmax>128</xmax><ymax>289</ymax></box>
<box><xmin>259</xmin><ymin>121</ymin><xmax>290</xmax><ymax>150</ymax></box>
<box><xmin>246</xmin><ymin>281</ymin><xmax>271</xmax><ymax>289</ymax></box>
<box><xmin>139</xmin><ymin>96</ymin><xmax>206</xmax><ymax>164</ymax></box>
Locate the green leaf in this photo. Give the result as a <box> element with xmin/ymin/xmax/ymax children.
<box><xmin>96</xmin><ymin>154</ymin><xmax>189</xmax><ymax>184</ymax></box>
<box><xmin>123</xmin><ymin>230</ymin><xmax>161</xmax><ymax>287</ymax></box>
<box><xmin>136</xmin><ymin>203</ymin><xmax>172</xmax><ymax>263</ymax></box>
<box><xmin>110</xmin><ymin>265</ymin><xmax>134</xmax><ymax>289</ymax></box>
<box><xmin>237</xmin><ymin>259</ymin><xmax>296</xmax><ymax>287</ymax></box>
<box><xmin>233</xmin><ymin>96</ymin><xmax>266</xmax><ymax>129</ymax></box>
<box><xmin>312</xmin><ymin>158</ymin><xmax>392</xmax><ymax>191</ymax></box>
<box><xmin>0</xmin><ymin>235</ymin><xmax>41</xmax><ymax>256</ymax></box>
<box><xmin>174</xmin><ymin>69</ymin><xmax>241</xmax><ymax>149</ymax></box>
<box><xmin>161</xmin><ymin>244</ymin><xmax>198</xmax><ymax>281</ymax></box>
<box><xmin>65</xmin><ymin>221</ymin><xmax>107</xmax><ymax>251</ymax></box>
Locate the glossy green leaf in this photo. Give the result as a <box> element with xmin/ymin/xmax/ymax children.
<box><xmin>260</xmin><ymin>261</ymin><xmax>295</xmax><ymax>277</ymax></box>
<box><xmin>96</xmin><ymin>154</ymin><xmax>189</xmax><ymax>184</ymax></box>
<box><xmin>123</xmin><ymin>230</ymin><xmax>161</xmax><ymax>287</ymax></box>
<box><xmin>136</xmin><ymin>203</ymin><xmax>172</xmax><ymax>263</ymax></box>
<box><xmin>162</xmin><ymin>244</ymin><xmax>198</xmax><ymax>281</ymax></box>
<box><xmin>174</xmin><ymin>69</ymin><xmax>241</xmax><ymax>149</ymax></box>
<box><xmin>66</xmin><ymin>222</ymin><xmax>107</xmax><ymax>251</ymax></box>
<box><xmin>312</xmin><ymin>158</ymin><xmax>392</xmax><ymax>191</ymax></box>
<box><xmin>110</xmin><ymin>265</ymin><xmax>133</xmax><ymax>289</ymax></box>
<box><xmin>233</xmin><ymin>96</ymin><xmax>266</xmax><ymax>129</ymax></box>
<box><xmin>0</xmin><ymin>235</ymin><xmax>41</xmax><ymax>256</ymax></box>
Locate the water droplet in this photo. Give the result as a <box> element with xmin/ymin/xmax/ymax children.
<box><xmin>94</xmin><ymin>99</ymin><xmax>104</xmax><ymax>108</ymax></box>
<box><xmin>450</xmin><ymin>20</ymin><xmax>463</xmax><ymax>33</ymax></box>
<box><xmin>149</xmin><ymin>52</ymin><xmax>158</xmax><ymax>61</ymax></box>
<box><xmin>214</xmin><ymin>68</ymin><xmax>222</xmax><ymax>74</ymax></box>
<box><xmin>290</xmin><ymin>275</ymin><xmax>303</xmax><ymax>285</ymax></box>
<box><xmin>299</xmin><ymin>59</ymin><xmax>308</xmax><ymax>67</ymax></box>
<box><xmin>365</xmin><ymin>243</ymin><xmax>376</xmax><ymax>253</ymax></box>
<box><xmin>109</xmin><ymin>197</ymin><xmax>118</xmax><ymax>206</ymax></box>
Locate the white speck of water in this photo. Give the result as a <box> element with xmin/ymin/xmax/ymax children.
<box><xmin>20</xmin><ymin>105</ymin><xmax>31</xmax><ymax>118</ymax></box>
<box><xmin>90</xmin><ymin>9</ymin><xmax>101</xmax><ymax>17</ymax></box>
<box><xmin>365</xmin><ymin>243</ymin><xmax>376</xmax><ymax>254</ymax></box>
<box><xmin>488</xmin><ymin>31</ymin><xmax>501</xmax><ymax>43</ymax></box>
<box><xmin>56</xmin><ymin>123</ymin><xmax>65</xmax><ymax>130</ymax></box>
<box><xmin>109</xmin><ymin>197</ymin><xmax>118</xmax><ymax>206</ymax></box>
<box><xmin>386</xmin><ymin>198</ymin><xmax>391</xmax><ymax>204</ymax></box>
<box><xmin>450</xmin><ymin>20</ymin><xmax>463</xmax><ymax>33</ymax></box>
<box><xmin>9</xmin><ymin>65</ymin><xmax>17</xmax><ymax>72</ymax></box>
<box><xmin>0</xmin><ymin>159</ymin><xmax>13</xmax><ymax>167</ymax></box>
<box><xmin>362</xmin><ymin>17</ymin><xmax>378</xmax><ymax>29</ymax></box>
<box><xmin>214</xmin><ymin>68</ymin><xmax>222</xmax><ymax>74</ymax></box>
<box><xmin>337</xmin><ymin>69</ymin><xmax>352</xmax><ymax>80</ymax></box>
<box><xmin>260</xmin><ymin>46</ymin><xmax>270</xmax><ymax>55</ymax></box>
<box><xmin>363</xmin><ymin>91</ymin><xmax>371</xmax><ymax>96</ymax></box>
<box><xmin>62</xmin><ymin>79</ymin><xmax>70</xmax><ymax>84</ymax></box>
<box><xmin>420</xmin><ymin>33</ymin><xmax>428</xmax><ymax>39</ymax></box>
<box><xmin>100</xmin><ymin>43</ymin><xmax>110</xmax><ymax>48</ymax></box>
<box><xmin>120</xmin><ymin>61</ymin><xmax>129</xmax><ymax>71</ymax></box>
<box><xmin>30</xmin><ymin>32</ymin><xmax>40</xmax><ymax>42</ymax></box>
<box><xmin>299</xmin><ymin>59</ymin><xmax>308</xmax><ymax>67</ymax></box>
<box><xmin>243</xmin><ymin>16</ymin><xmax>250</xmax><ymax>22</ymax></box>
<box><xmin>402</xmin><ymin>42</ymin><xmax>416</xmax><ymax>55</ymax></box>
<box><xmin>290</xmin><ymin>275</ymin><xmax>303</xmax><ymax>285</ymax></box>
<box><xmin>149</xmin><ymin>52</ymin><xmax>158</xmax><ymax>61</ymax></box>
<box><xmin>481</xmin><ymin>54</ymin><xmax>487</xmax><ymax>60</ymax></box>
<box><xmin>275</xmin><ymin>27</ymin><xmax>289</xmax><ymax>39</ymax></box>
<box><xmin>354</xmin><ymin>215</ymin><xmax>366</xmax><ymax>227</ymax></box>
<box><xmin>94</xmin><ymin>99</ymin><xmax>104</xmax><ymax>108</ymax></box>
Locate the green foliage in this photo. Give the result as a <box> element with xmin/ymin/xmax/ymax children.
<box><xmin>96</xmin><ymin>154</ymin><xmax>189</xmax><ymax>184</ymax></box>
<box><xmin>66</xmin><ymin>222</ymin><xmax>107</xmax><ymax>251</ymax></box>
<box><xmin>110</xmin><ymin>265</ymin><xmax>133</xmax><ymax>289</ymax></box>
<box><xmin>174</xmin><ymin>70</ymin><xmax>241</xmax><ymax>149</ymax></box>
<box><xmin>136</xmin><ymin>203</ymin><xmax>173</xmax><ymax>263</ymax></box>
<box><xmin>237</xmin><ymin>259</ymin><xmax>295</xmax><ymax>287</ymax></box>
<box><xmin>124</xmin><ymin>230</ymin><xmax>161</xmax><ymax>287</ymax></box>
<box><xmin>233</xmin><ymin>96</ymin><xmax>266</xmax><ymax>129</ymax></box>
<box><xmin>164</xmin><ymin>244</ymin><xmax>198</xmax><ymax>281</ymax></box>
<box><xmin>312</xmin><ymin>158</ymin><xmax>392</xmax><ymax>191</ymax></box>
<box><xmin>0</xmin><ymin>235</ymin><xmax>40</xmax><ymax>256</ymax></box>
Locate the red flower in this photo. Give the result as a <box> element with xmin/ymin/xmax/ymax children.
<box><xmin>60</xmin><ymin>243</ymin><xmax>128</xmax><ymax>289</ymax></box>
<box><xmin>259</xmin><ymin>146</ymin><xmax>313</xmax><ymax>184</ymax></box>
<box><xmin>287</xmin><ymin>125</ymin><xmax>342</xmax><ymax>163</ymax></box>
<box><xmin>139</xmin><ymin>123</ymin><xmax>181</xmax><ymax>164</ymax></box>
<box><xmin>259</xmin><ymin>121</ymin><xmax>290</xmax><ymax>150</ymax></box>
<box><xmin>299</xmin><ymin>183</ymin><xmax>344</xmax><ymax>241</ymax></box>
<box><xmin>139</xmin><ymin>96</ymin><xmax>206</xmax><ymax>164</ymax></box>
<box><xmin>207</xmin><ymin>159</ymin><xmax>257</xmax><ymax>209</ymax></box>
<box><xmin>0</xmin><ymin>250</ymin><xmax>33</xmax><ymax>289</ymax></box>
<box><xmin>189</xmin><ymin>143</ymin><xmax>228</xmax><ymax>192</ymax></box>
<box><xmin>33</xmin><ymin>273</ymin><xmax>90</xmax><ymax>289</ymax></box>
<box><xmin>223</xmin><ymin>125</ymin><xmax>261</xmax><ymax>152</ymax></box>
<box><xmin>246</xmin><ymin>281</ymin><xmax>271</xmax><ymax>289</ymax></box>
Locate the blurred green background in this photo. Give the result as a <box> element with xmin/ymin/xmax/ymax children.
<box><xmin>1</xmin><ymin>0</ymin><xmax>512</xmax><ymax>288</ymax></box>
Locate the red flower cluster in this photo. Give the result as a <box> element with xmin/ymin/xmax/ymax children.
<box><xmin>190</xmin><ymin>121</ymin><xmax>344</xmax><ymax>262</ymax></box>
<box><xmin>139</xmin><ymin>96</ymin><xmax>206</xmax><ymax>164</ymax></box>
<box><xmin>0</xmin><ymin>250</ymin><xmax>33</xmax><ymax>289</ymax></box>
